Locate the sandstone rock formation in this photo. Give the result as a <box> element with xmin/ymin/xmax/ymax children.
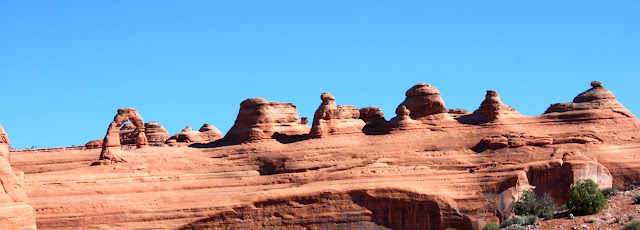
<box><xmin>359</xmin><ymin>107</ymin><xmax>388</xmax><ymax>134</ymax></box>
<box><xmin>545</xmin><ymin>81</ymin><xmax>634</xmax><ymax>119</ymax></box>
<box><xmin>224</xmin><ymin>98</ymin><xmax>310</xmax><ymax>142</ymax></box>
<box><xmin>0</xmin><ymin>124</ymin><xmax>9</xmax><ymax>159</ymax></box>
<box><xmin>7</xmin><ymin>81</ymin><xmax>640</xmax><ymax>230</ymax></box>
<box><xmin>84</xmin><ymin>139</ymin><xmax>103</xmax><ymax>149</ymax></box>
<box><xmin>144</xmin><ymin>122</ymin><xmax>170</xmax><ymax>144</ymax></box>
<box><xmin>388</xmin><ymin>105</ymin><xmax>420</xmax><ymax>130</ymax></box>
<box><xmin>98</xmin><ymin>108</ymin><xmax>149</xmax><ymax>164</ymax></box>
<box><xmin>473</xmin><ymin>90</ymin><xmax>520</xmax><ymax>118</ymax></box>
<box><xmin>398</xmin><ymin>83</ymin><xmax>447</xmax><ymax>120</ymax></box>
<box><xmin>167</xmin><ymin>124</ymin><xmax>223</xmax><ymax>145</ymax></box>
<box><xmin>310</xmin><ymin>93</ymin><xmax>366</xmax><ymax>137</ymax></box>
<box><xmin>0</xmin><ymin>124</ymin><xmax>37</xmax><ymax>229</ymax></box>
<box><xmin>198</xmin><ymin>124</ymin><xmax>223</xmax><ymax>141</ymax></box>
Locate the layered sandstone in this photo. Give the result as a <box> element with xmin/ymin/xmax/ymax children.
<box><xmin>0</xmin><ymin>124</ymin><xmax>36</xmax><ymax>229</ymax></box>
<box><xmin>225</xmin><ymin>98</ymin><xmax>310</xmax><ymax>142</ymax></box>
<box><xmin>310</xmin><ymin>93</ymin><xmax>366</xmax><ymax>137</ymax></box>
<box><xmin>5</xmin><ymin>80</ymin><xmax>640</xmax><ymax>230</ymax></box>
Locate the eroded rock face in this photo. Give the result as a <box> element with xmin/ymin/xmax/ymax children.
<box><xmin>545</xmin><ymin>81</ymin><xmax>634</xmax><ymax>118</ymax></box>
<box><xmin>225</xmin><ymin>98</ymin><xmax>310</xmax><ymax>142</ymax></box>
<box><xmin>398</xmin><ymin>83</ymin><xmax>447</xmax><ymax>120</ymax></box>
<box><xmin>0</xmin><ymin>124</ymin><xmax>37</xmax><ymax>229</ymax></box>
<box><xmin>310</xmin><ymin>93</ymin><xmax>365</xmax><ymax>137</ymax></box>
<box><xmin>99</xmin><ymin>108</ymin><xmax>149</xmax><ymax>163</ymax></box>
<box><xmin>524</xmin><ymin>156</ymin><xmax>613</xmax><ymax>204</ymax></box>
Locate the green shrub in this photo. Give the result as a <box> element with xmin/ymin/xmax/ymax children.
<box><xmin>625</xmin><ymin>220</ymin><xmax>640</xmax><ymax>230</ymax></box>
<box><xmin>482</xmin><ymin>223</ymin><xmax>499</xmax><ymax>230</ymax></box>
<box><xmin>512</xmin><ymin>190</ymin><xmax>557</xmax><ymax>219</ymax></box>
<box><xmin>630</xmin><ymin>214</ymin><xmax>635</xmax><ymax>221</ymax></box>
<box><xmin>567</xmin><ymin>179</ymin><xmax>607</xmax><ymax>215</ymax></box>
<box><xmin>523</xmin><ymin>215</ymin><xmax>538</xmax><ymax>225</ymax></box>
<box><xmin>504</xmin><ymin>226</ymin><xmax>525</xmax><ymax>230</ymax></box>
<box><xmin>627</xmin><ymin>184</ymin><xmax>638</xmax><ymax>191</ymax></box>
<box><xmin>635</xmin><ymin>195</ymin><xmax>640</xmax><ymax>204</ymax></box>
<box><xmin>500</xmin><ymin>216</ymin><xmax>524</xmax><ymax>228</ymax></box>
<box><xmin>601</xmin><ymin>187</ymin><xmax>619</xmax><ymax>198</ymax></box>
<box><xmin>445</xmin><ymin>228</ymin><xmax>457</xmax><ymax>230</ymax></box>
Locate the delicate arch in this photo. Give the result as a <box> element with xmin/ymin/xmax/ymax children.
<box><xmin>99</xmin><ymin>108</ymin><xmax>149</xmax><ymax>163</ymax></box>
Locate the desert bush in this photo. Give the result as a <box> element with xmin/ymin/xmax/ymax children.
<box><xmin>500</xmin><ymin>216</ymin><xmax>524</xmax><ymax>228</ymax></box>
<box><xmin>601</xmin><ymin>187</ymin><xmax>619</xmax><ymax>198</ymax></box>
<box><xmin>523</xmin><ymin>215</ymin><xmax>538</xmax><ymax>225</ymax></box>
<box><xmin>445</xmin><ymin>228</ymin><xmax>457</xmax><ymax>230</ymax></box>
<box><xmin>634</xmin><ymin>195</ymin><xmax>640</xmax><ymax>204</ymax></box>
<box><xmin>512</xmin><ymin>190</ymin><xmax>557</xmax><ymax>219</ymax></box>
<box><xmin>567</xmin><ymin>179</ymin><xmax>607</xmax><ymax>215</ymax></box>
<box><xmin>482</xmin><ymin>223</ymin><xmax>499</xmax><ymax>230</ymax></box>
<box><xmin>587</xmin><ymin>217</ymin><xmax>597</xmax><ymax>223</ymax></box>
<box><xmin>630</xmin><ymin>214</ymin><xmax>635</xmax><ymax>221</ymax></box>
<box><xmin>625</xmin><ymin>220</ymin><xmax>640</xmax><ymax>230</ymax></box>
<box><xmin>627</xmin><ymin>184</ymin><xmax>638</xmax><ymax>191</ymax></box>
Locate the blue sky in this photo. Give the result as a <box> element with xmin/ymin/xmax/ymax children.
<box><xmin>1</xmin><ymin>1</ymin><xmax>638</xmax><ymax>148</ymax></box>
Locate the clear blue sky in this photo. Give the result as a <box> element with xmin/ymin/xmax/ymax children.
<box><xmin>1</xmin><ymin>1</ymin><xmax>638</xmax><ymax>148</ymax></box>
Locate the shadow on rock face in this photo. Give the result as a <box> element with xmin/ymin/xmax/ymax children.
<box><xmin>271</xmin><ymin>133</ymin><xmax>311</xmax><ymax>144</ymax></box>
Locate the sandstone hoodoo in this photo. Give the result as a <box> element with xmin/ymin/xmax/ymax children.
<box><xmin>0</xmin><ymin>124</ymin><xmax>37</xmax><ymax>229</ymax></box>
<box><xmin>389</xmin><ymin>105</ymin><xmax>420</xmax><ymax>130</ymax></box>
<box><xmin>98</xmin><ymin>108</ymin><xmax>149</xmax><ymax>164</ymax></box>
<box><xmin>225</xmin><ymin>98</ymin><xmax>310</xmax><ymax>142</ymax></box>
<box><xmin>544</xmin><ymin>81</ymin><xmax>634</xmax><ymax>119</ymax></box>
<box><xmin>473</xmin><ymin>90</ymin><xmax>520</xmax><ymax>119</ymax></box>
<box><xmin>398</xmin><ymin>83</ymin><xmax>447</xmax><ymax>120</ymax></box>
<box><xmin>310</xmin><ymin>92</ymin><xmax>366</xmax><ymax>137</ymax></box>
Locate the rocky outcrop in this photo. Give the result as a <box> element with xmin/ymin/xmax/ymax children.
<box><xmin>398</xmin><ymin>83</ymin><xmax>447</xmax><ymax>120</ymax></box>
<box><xmin>225</xmin><ymin>98</ymin><xmax>310</xmax><ymax>142</ymax></box>
<box><xmin>544</xmin><ymin>81</ymin><xmax>634</xmax><ymax>119</ymax></box>
<box><xmin>98</xmin><ymin>108</ymin><xmax>149</xmax><ymax>164</ymax></box>
<box><xmin>359</xmin><ymin>107</ymin><xmax>388</xmax><ymax>134</ymax></box>
<box><xmin>310</xmin><ymin>93</ymin><xmax>366</xmax><ymax>137</ymax></box>
<box><xmin>0</xmin><ymin>124</ymin><xmax>37</xmax><ymax>229</ymax></box>
<box><xmin>524</xmin><ymin>156</ymin><xmax>613</xmax><ymax>204</ymax></box>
